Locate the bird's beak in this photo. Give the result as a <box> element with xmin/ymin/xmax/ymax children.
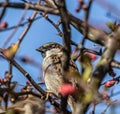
<box><xmin>36</xmin><ymin>46</ymin><xmax>45</xmax><ymax>53</ymax></box>
<box><xmin>36</xmin><ymin>47</ymin><xmax>41</xmax><ymax>52</ymax></box>
<box><xmin>36</xmin><ymin>46</ymin><xmax>46</xmax><ymax>58</ymax></box>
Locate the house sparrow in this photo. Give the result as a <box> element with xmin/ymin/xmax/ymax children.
<box><xmin>36</xmin><ymin>42</ymin><xmax>80</xmax><ymax>113</ymax></box>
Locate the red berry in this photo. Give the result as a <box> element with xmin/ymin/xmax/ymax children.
<box><xmin>27</xmin><ymin>17</ymin><xmax>32</xmax><ymax>21</ymax></box>
<box><xmin>78</xmin><ymin>0</ymin><xmax>83</xmax><ymax>2</ymax></box>
<box><xmin>26</xmin><ymin>81</ymin><xmax>31</xmax><ymax>85</ymax></box>
<box><xmin>3</xmin><ymin>78</ymin><xmax>8</xmax><ymax>83</ymax></box>
<box><xmin>89</xmin><ymin>53</ymin><xmax>97</xmax><ymax>60</ymax></box>
<box><xmin>75</xmin><ymin>8</ymin><xmax>80</xmax><ymax>12</ymax></box>
<box><xmin>58</xmin><ymin>84</ymin><xmax>76</xmax><ymax>96</ymax></box>
<box><xmin>0</xmin><ymin>78</ymin><xmax>3</xmax><ymax>82</ymax></box>
<box><xmin>81</xmin><ymin>4</ymin><xmax>87</xmax><ymax>9</ymax></box>
<box><xmin>103</xmin><ymin>93</ymin><xmax>110</xmax><ymax>99</ymax></box>
<box><xmin>104</xmin><ymin>80</ymin><xmax>116</xmax><ymax>88</ymax></box>
<box><xmin>109</xmin><ymin>69</ymin><xmax>116</xmax><ymax>77</ymax></box>
<box><xmin>0</xmin><ymin>22</ymin><xmax>8</xmax><ymax>29</ymax></box>
<box><xmin>21</xmin><ymin>56</ymin><xmax>31</xmax><ymax>63</ymax></box>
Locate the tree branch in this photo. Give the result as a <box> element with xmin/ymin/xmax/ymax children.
<box><xmin>0</xmin><ymin>2</ymin><xmax>59</xmax><ymax>14</ymax></box>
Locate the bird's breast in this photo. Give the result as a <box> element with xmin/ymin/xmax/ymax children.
<box><xmin>42</xmin><ymin>55</ymin><xmax>64</xmax><ymax>94</ymax></box>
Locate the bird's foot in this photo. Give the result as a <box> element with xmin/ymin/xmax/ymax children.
<box><xmin>45</xmin><ymin>90</ymin><xmax>58</xmax><ymax>100</ymax></box>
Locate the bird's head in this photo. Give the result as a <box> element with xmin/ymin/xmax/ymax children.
<box><xmin>36</xmin><ymin>42</ymin><xmax>63</xmax><ymax>58</ymax></box>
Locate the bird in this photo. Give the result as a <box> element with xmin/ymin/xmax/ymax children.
<box><xmin>36</xmin><ymin>42</ymin><xmax>81</xmax><ymax>113</ymax></box>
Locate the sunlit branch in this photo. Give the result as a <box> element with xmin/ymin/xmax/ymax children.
<box><xmin>111</xmin><ymin>60</ymin><xmax>120</xmax><ymax>69</ymax></box>
<box><xmin>0</xmin><ymin>2</ymin><xmax>59</xmax><ymax>14</ymax></box>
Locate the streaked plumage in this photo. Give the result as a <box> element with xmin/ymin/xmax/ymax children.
<box><xmin>37</xmin><ymin>42</ymin><xmax>80</xmax><ymax>113</ymax></box>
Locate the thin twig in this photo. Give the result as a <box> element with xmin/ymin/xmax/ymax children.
<box><xmin>10</xmin><ymin>59</ymin><xmax>70</xmax><ymax>113</ymax></box>
<box><xmin>40</xmin><ymin>12</ymin><xmax>63</xmax><ymax>37</ymax></box>
<box><xmin>40</xmin><ymin>12</ymin><xmax>79</xmax><ymax>48</ymax></box>
<box><xmin>0</xmin><ymin>16</ymin><xmax>42</xmax><ymax>32</ymax></box>
<box><xmin>0</xmin><ymin>2</ymin><xmax>59</xmax><ymax>14</ymax></box>
<box><xmin>11</xmin><ymin>59</ymin><xmax>46</xmax><ymax>96</ymax></box>
<box><xmin>111</xmin><ymin>60</ymin><xmax>120</xmax><ymax>69</ymax></box>
<box><xmin>18</xmin><ymin>11</ymin><xmax>37</xmax><ymax>43</ymax></box>
<box><xmin>2</xmin><ymin>6</ymin><xmax>28</xmax><ymax>48</ymax></box>
<box><xmin>0</xmin><ymin>0</ymin><xmax>8</xmax><ymax>22</ymax></box>
<box><xmin>0</xmin><ymin>2</ymin><xmax>109</xmax><ymax>48</ymax></box>
<box><xmin>81</xmin><ymin>0</ymin><xmax>93</xmax><ymax>46</ymax></box>
<box><xmin>15</xmin><ymin>9</ymin><xmax>38</xmax><ymax>57</ymax></box>
<box><xmin>101</xmin><ymin>75</ymin><xmax>120</xmax><ymax>86</ymax></box>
